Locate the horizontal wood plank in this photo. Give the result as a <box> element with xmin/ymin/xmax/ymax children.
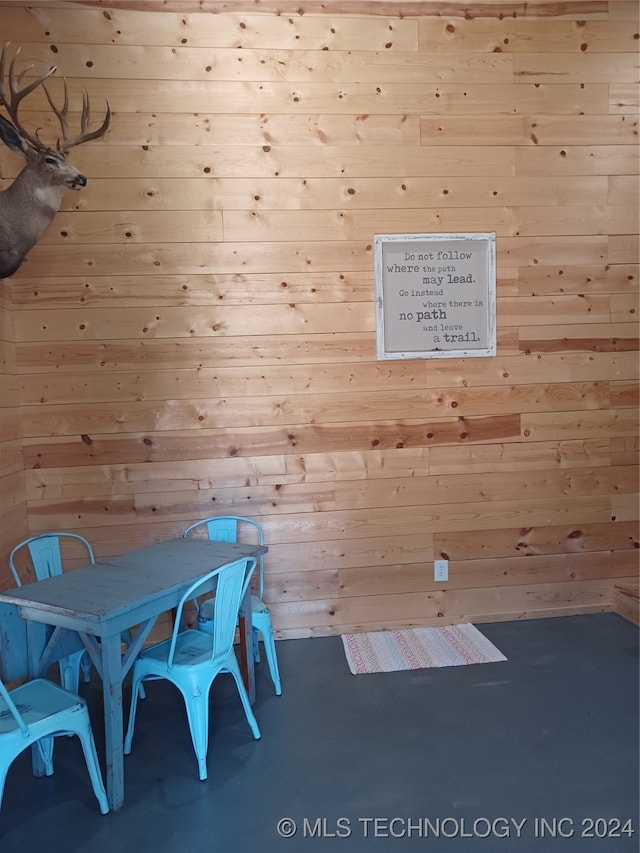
<box><xmin>14</xmin><ymin>236</ymin><xmax>614</xmax><ymax>279</ymax></box>
<box><xmin>0</xmin><ymin>7</ymin><xmax>420</xmax><ymax>50</ymax></box>
<box><xmin>419</xmin><ymin>18</ymin><xmax>636</xmax><ymax>53</ymax></box>
<box><xmin>20</xmin><ymin>414</ymin><xmax>522</xmax><ymax>467</ymax></box>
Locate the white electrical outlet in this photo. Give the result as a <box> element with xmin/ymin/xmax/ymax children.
<box><xmin>434</xmin><ymin>559</ymin><xmax>449</xmax><ymax>582</ymax></box>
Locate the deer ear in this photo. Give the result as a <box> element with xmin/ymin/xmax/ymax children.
<box><xmin>0</xmin><ymin>114</ymin><xmax>30</xmax><ymax>155</ymax></box>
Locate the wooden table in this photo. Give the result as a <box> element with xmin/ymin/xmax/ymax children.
<box><xmin>0</xmin><ymin>537</ymin><xmax>267</xmax><ymax>811</ymax></box>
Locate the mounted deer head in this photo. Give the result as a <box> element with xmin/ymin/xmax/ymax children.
<box><xmin>0</xmin><ymin>44</ymin><xmax>110</xmax><ymax>278</ymax></box>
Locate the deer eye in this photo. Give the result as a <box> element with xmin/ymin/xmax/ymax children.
<box><xmin>44</xmin><ymin>155</ymin><xmax>59</xmax><ymax>166</ymax></box>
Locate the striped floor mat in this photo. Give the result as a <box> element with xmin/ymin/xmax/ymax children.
<box><xmin>341</xmin><ymin>623</ymin><xmax>507</xmax><ymax>674</ymax></box>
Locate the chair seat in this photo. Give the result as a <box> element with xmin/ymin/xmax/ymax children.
<box><xmin>0</xmin><ymin>678</ymin><xmax>109</xmax><ymax>815</ymax></box>
<box><xmin>200</xmin><ymin>594</ymin><xmax>270</xmax><ymax>621</ymax></box>
<box><xmin>251</xmin><ymin>594</ymin><xmax>270</xmax><ymax>615</ymax></box>
<box><xmin>0</xmin><ymin>679</ymin><xmax>84</xmax><ymax>734</ymax></box>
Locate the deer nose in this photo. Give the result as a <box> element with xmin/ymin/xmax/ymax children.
<box><xmin>75</xmin><ymin>173</ymin><xmax>87</xmax><ymax>187</ymax></box>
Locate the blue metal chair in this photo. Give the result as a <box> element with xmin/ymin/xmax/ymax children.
<box><xmin>124</xmin><ymin>557</ymin><xmax>261</xmax><ymax>780</ymax></box>
<box><xmin>9</xmin><ymin>533</ymin><xmax>95</xmax><ymax>693</ymax></box>
<box><xmin>9</xmin><ymin>533</ymin><xmax>142</xmax><ymax>698</ymax></box>
<box><xmin>183</xmin><ymin>516</ymin><xmax>282</xmax><ymax>696</ymax></box>
<box><xmin>0</xmin><ymin>676</ymin><xmax>109</xmax><ymax>814</ymax></box>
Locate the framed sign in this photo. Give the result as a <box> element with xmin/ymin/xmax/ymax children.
<box><xmin>374</xmin><ymin>232</ymin><xmax>496</xmax><ymax>360</ymax></box>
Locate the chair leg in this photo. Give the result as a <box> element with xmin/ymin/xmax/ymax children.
<box><xmin>36</xmin><ymin>736</ymin><xmax>55</xmax><ymax>775</ymax></box>
<box><xmin>74</xmin><ymin>717</ymin><xmax>109</xmax><ymax>814</ymax></box>
<box><xmin>60</xmin><ymin>654</ymin><xmax>86</xmax><ymax>741</ymax></box>
<box><xmin>180</xmin><ymin>685</ymin><xmax>210</xmax><ymax>781</ymax></box>
<box><xmin>0</xmin><ymin>761</ymin><xmax>11</xmax><ymax>812</ymax></box>
<box><xmin>254</xmin><ymin>624</ymin><xmax>282</xmax><ymax>696</ymax></box>
<box><xmin>0</xmin><ymin>757</ymin><xmax>12</xmax><ymax>813</ymax></box>
<box><xmin>0</xmin><ymin>746</ymin><xmax>21</xmax><ymax>813</ymax></box>
<box><xmin>124</xmin><ymin>672</ymin><xmax>144</xmax><ymax>754</ymax></box>
<box><xmin>80</xmin><ymin>652</ymin><xmax>92</xmax><ymax>683</ymax></box>
<box><xmin>59</xmin><ymin>655</ymin><xmax>80</xmax><ymax>695</ymax></box>
<box><xmin>225</xmin><ymin>654</ymin><xmax>261</xmax><ymax>740</ymax></box>
<box><xmin>121</xmin><ymin>630</ymin><xmax>146</xmax><ymax>700</ymax></box>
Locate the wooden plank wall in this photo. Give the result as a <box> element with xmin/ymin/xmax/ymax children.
<box><xmin>0</xmin><ymin>282</ymin><xmax>28</xmax><ymax>586</ymax></box>
<box><xmin>0</xmin><ymin>0</ymin><xmax>638</xmax><ymax>634</ymax></box>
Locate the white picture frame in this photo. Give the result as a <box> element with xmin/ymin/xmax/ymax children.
<box><xmin>374</xmin><ymin>232</ymin><xmax>497</xmax><ymax>360</ymax></box>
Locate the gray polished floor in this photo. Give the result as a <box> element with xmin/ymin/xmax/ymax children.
<box><xmin>1</xmin><ymin>613</ymin><xmax>638</xmax><ymax>852</ymax></box>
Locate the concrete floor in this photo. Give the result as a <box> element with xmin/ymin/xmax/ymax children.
<box><xmin>1</xmin><ymin>613</ymin><xmax>638</xmax><ymax>853</ymax></box>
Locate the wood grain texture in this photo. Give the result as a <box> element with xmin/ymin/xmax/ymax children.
<box><xmin>9</xmin><ymin>1</ymin><xmax>615</xmax><ymax>19</ymax></box>
<box><xmin>613</xmin><ymin>580</ymin><xmax>639</xmax><ymax>625</ymax></box>
<box><xmin>1</xmin><ymin>2</ymin><xmax>637</xmax><ymax>637</ymax></box>
<box><xmin>0</xmin><ymin>285</ymin><xmax>28</xmax><ymax>585</ymax></box>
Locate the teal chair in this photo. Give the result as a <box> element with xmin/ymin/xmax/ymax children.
<box><xmin>9</xmin><ymin>533</ymin><xmax>142</xmax><ymax>698</ymax></box>
<box><xmin>9</xmin><ymin>533</ymin><xmax>95</xmax><ymax>693</ymax></box>
<box><xmin>0</xmin><ymin>677</ymin><xmax>109</xmax><ymax>814</ymax></box>
<box><xmin>183</xmin><ymin>516</ymin><xmax>282</xmax><ymax>696</ymax></box>
<box><xmin>124</xmin><ymin>557</ymin><xmax>261</xmax><ymax>781</ymax></box>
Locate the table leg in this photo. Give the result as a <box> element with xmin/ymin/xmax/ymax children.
<box><xmin>100</xmin><ymin>632</ymin><xmax>125</xmax><ymax>810</ymax></box>
<box><xmin>0</xmin><ymin>602</ymin><xmax>28</xmax><ymax>682</ymax></box>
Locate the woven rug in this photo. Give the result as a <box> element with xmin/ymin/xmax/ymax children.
<box><xmin>341</xmin><ymin>623</ymin><xmax>507</xmax><ymax>674</ymax></box>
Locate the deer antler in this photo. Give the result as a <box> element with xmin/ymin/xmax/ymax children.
<box><xmin>43</xmin><ymin>80</ymin><xmax>111</xmax><ymax>153</ymax></box>
<box><xmin>0</xmin><ymin>43</ymin><xmax>57</xmax><ymax>149</ymax></box>
<box><xmin>0</xmin><ymin>42</ymin><xmax>110</xmax><ymax>153</ymax></box>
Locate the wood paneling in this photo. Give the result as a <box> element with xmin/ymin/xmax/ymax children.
<box><xmin>614</xmin><ymin>580</ymin><xmax>639</xmax><ymax>624</ymax></box>
<box><xmin>0</xmin><ymin>283</ymin><xmax>27</xmax><ymax>587</ymax></box>
<box><xmin>0</xmin><ymin>1</ymin><xmax>637</xmax><ymax>637</ymax></box>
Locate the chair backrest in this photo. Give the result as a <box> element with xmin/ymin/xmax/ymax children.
<box><xmin>167</xmin><ymin>557</ymin><xmax>257</xmax><ymax>671</ymax></box>
<box><xmin>183</xmin><ymin>516</ymin><xmax>265</xmax><ymax>598</ymax></box>
<box><xmin>9</xmin><ymin>533</ymin><xmax>95</xmax><ymax>587</ymax></box>
<box><xmin>0</xmin><ymin>679</ymin><xmax>30</xmax><ymax>737</ymax></box>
